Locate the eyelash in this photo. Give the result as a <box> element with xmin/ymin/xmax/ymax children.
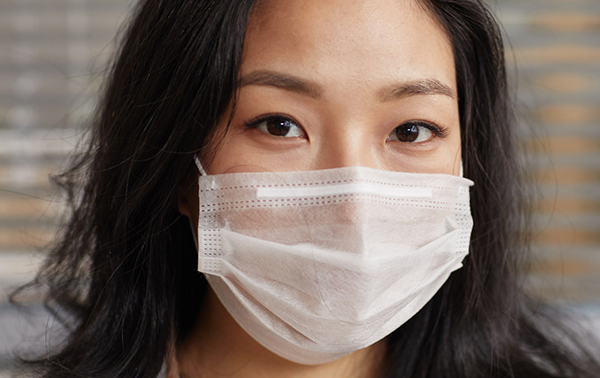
<box><xmin>245</xmin><ymin>113</ymin><xmax>299</xmax><ymax>129</ymax></box>
<box><xmin>244</xmin><ymin>114</ymin><xmax>449</xmax><ymax>142</ymax></box>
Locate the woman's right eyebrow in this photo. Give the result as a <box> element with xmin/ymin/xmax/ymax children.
<box><xmin>239</xmin><ymin>70</ymin><xmax>323</xmax><ymax>99</ymax></box>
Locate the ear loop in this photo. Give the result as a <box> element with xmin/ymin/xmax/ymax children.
<box><xmin>194</xmin><ymin>155</ymin><xmax>207</xmax><ymax>176</ymax></box>
<box><xmin>460</xmin><ymin>161</ymin><xmax>464</xmax><ymax>178</ymax></box>
<box><xmin>189</xmin><ymin>156</ymin><xmax>206</xmax><ymax>252</ymax></box>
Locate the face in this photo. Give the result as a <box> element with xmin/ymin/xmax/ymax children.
<box><xmin>180</xmin><ymin>0</ymin><xmax>461</xmax><ymax>216</ymax></box>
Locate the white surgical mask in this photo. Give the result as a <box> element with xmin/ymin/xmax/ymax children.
<box><xmin>193</xmin><ymin>157</ymin><xmax>473</xmax><ymax>365</ymax></box>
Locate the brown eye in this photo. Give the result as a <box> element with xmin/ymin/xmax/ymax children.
<box><xmin>388</xmin><ymin>122</ymin><xmax>434</xmax><ymax>143</ymax></box>
<box><xmin>256</xmin><ymin>116</ymin><xmax>305</xmax><ymax>138</ymax></box>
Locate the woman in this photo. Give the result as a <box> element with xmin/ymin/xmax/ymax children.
<box><xmin>18</xmin><ymin>0</ymin><xmax>599</xmax><ymax>377</ymax></box>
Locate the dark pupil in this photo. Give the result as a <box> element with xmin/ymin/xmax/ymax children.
<box><xmin>395</xmin><ymin>124</ymin><xmax>419</xmax><ymax>142</ymax></box>
<box><xmin>267</xmin><ymin>118</ymin><xmax>292</xmax><ymax>136</ymax></box>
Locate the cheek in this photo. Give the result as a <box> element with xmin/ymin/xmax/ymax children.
<box><xmin>207</xmin><ymin>136</ymin><xmax>258</xmax><ymax>174</ymax></box>
<box><xmin>450</xmin><ymin>141</ymin><xmax>463</xmax><ymax>176</ymax></box>
<box><xmin>395</xmin><ymin>130</ymin><xmax>461</xmax><ymax>175</ymax></box>
<box><xmin>437</xmin><ymin>132</ymin><xmax>462</xmax><ymax>176</ymax></box>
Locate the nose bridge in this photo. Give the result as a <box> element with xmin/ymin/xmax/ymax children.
<box><xmin>316</xmin><ymin>120</ymin><xmax>377</xmax><ymax>170</ymax></box>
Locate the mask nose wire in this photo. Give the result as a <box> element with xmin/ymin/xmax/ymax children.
<box><xmin>194</xmin><ymin>155</ymin><xmax>207</xmax><ymax>176</ymax></box>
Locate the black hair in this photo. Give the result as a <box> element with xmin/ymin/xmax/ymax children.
<box><xmin>383</xmin><ymin>1</ymin><xmax>600</xmax><ymax>377</ymax></box>
<box><xmin>14</xmin><ymin>0</ymin><xmax>599</xmax><ymax>377</ymax></box>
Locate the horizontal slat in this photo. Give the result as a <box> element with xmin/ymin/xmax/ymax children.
<box><xmin>0</xmin><ymin>9</ymin><xmax>130</xmax><ymax>36</ymax></box>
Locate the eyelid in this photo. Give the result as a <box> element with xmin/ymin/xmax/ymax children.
<box><xmin>245</xmin><ymin>113</ymin><xmax>302</xmax><ymax>128</ymax></box>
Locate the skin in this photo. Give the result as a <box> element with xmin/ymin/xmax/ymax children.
<box><xmin>177</xmin><ymin>0</ymin><xmax>460</xmax><ymax>376</ymax></box>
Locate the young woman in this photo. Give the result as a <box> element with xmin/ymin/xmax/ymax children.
<box><xmin>19</xmin><ymin>0</ymin><xmax>599</xmax><ymax>377</ymax></box>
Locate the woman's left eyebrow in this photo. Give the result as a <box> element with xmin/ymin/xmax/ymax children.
<box><xmin>377</xmin><ymin>79</ymin><xmax>457</xmax><ymax>101</ymax></box>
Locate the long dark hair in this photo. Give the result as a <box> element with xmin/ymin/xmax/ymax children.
<box><xmin>16</xmin><ymin>0</ymin><xmax>599</xmax><ymax>377</ymax></box>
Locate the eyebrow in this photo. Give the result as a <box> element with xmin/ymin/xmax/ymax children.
<box><xmin>240</xmin><ymin>70</ymin><xmax>323</xmax><ymax>99</ymax></box>
<box><xmin>239</xmin><ymin>70</ymin><xmax>456</xmax><ymax>101</ymax></box>
<box><xmin>377</xmin><ymin>78</ymin><xmax>457</xmax><ymax>101</ymax></box>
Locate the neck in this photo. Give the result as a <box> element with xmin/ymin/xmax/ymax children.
<box><xmin>173</xmin><ymin>288</ymin><xmax>386</xmax><ymax>378</ymax></box>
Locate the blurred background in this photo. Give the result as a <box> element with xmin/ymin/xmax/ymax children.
<box><xmin>0</xmin><ymin>0</ymin><xmax>599</xmax><ymax>375</ymax></box>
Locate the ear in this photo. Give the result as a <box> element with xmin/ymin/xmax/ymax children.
<box><xmin>178</xmin><ymin>180</ymin><xmax>199</xmax><ymax>221</ymax></box>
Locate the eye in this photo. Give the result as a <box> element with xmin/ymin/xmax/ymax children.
<box><xmin>246</xmin><ymin>115</ymin><xmax>306</xmax><ymax>138</ymax></box>
<box><xmin>387</xmin><ymin>121</ymin><xmax>439</xmax><ymax>143</ymax></box>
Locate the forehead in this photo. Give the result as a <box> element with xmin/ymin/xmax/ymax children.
<box><xmin>243</xmin><ymin>0</ymin><xmax>455</xmax><ymax>90</ymax></box>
